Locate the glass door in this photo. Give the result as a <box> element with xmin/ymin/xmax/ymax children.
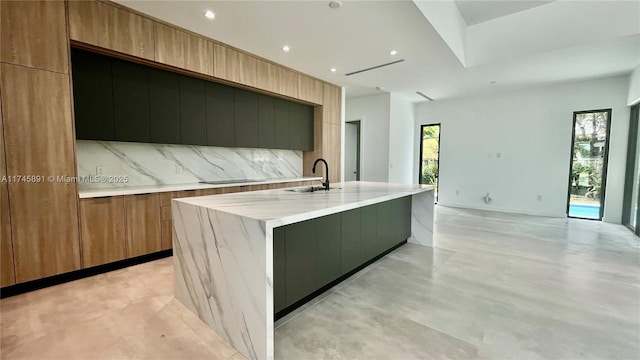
<box><xmin>419</xmin><ymin>124</ymin><xmax>440</xmax><ymax>202</ymax></box>
<box><xmin>567</xmin><ymin>109</ymin><xmax>612</xmax><ymax>220</ymax></box>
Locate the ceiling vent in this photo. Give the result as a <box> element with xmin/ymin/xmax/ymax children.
<box><xmin>416</xmin><ymin>91</ymin><xmax>434</xmax><ymax>101</ymax></box>
<box><xmin>345</xmin><ymin>59</ymin><xmax>405</xmax><ymax>76</ymax></box>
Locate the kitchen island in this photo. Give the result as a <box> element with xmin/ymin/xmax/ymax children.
<box><xmin>172</xmin><ymin>181</ymin><xmax>434</xmax><ymax>360</ymax></box>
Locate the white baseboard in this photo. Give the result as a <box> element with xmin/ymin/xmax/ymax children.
<box><xmin>436</xmin><ymin>202</ymin><xmax>566</xmax><ymax>219</ymax></box>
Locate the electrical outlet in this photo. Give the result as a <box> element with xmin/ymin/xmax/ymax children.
<box><xmin>176</xmin><ymin>165</ymin><xmax>184</xmax><ymax>174</ymax></box>
<box><xmin>96</xmin><ymin>166</ymin><xmax>104</xmax><ymax>176</ymax></box>
<box><xmin>537</xmin><ymin>195</ymin><xmax>543</xmax><ymax>201</ymax></box>
<box><xmin>496</xmin><ymin>152</ymin><xmax>502</xmax><ymax>159</ymax></box>
<box><xmin>456</xmin><ymin>190</ymin><xmax>460</xmax><ymax>195</ymax></box>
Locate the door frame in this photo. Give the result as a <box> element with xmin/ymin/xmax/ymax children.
<box><xmin>345</xmin><ymin>120</ymin><xmax>361</xmax><ymax>181</ymax></box>
<box><xmin>418</xmin><ymin>123</ymin><xmax>441</xmax><ymax>201</ymax></box>
<box><xmin>566</xmin><ymin>109</ymin><xmax>612</xmax><ymax>220</ymax></box>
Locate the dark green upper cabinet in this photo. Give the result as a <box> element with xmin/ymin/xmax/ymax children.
<box><xmin>274</xmin><ymin>99</ymin><xmax>291</xmax><ymax>149</ymax></box>
<box><xmin>149</xmin><ymin>68</ymin><xmax>181</xmax><ymax>144</ymax></box>
<box><xmin>71</xmin><ymin>49</ymin><xmax>314</xmax><ymax>150</ymax></box>
<box><xmin>290</xmin><ymin>103</ymin><xmax>314</xmax><ymax>151</ymax></box>
<box><xmin>234</xmin><ymin>88</ymin><xmax>259</xmax><ymax>148</ymax></box>
<box><xmin>71</xmin><ymin>49</ymin><xmax>115</xmax><ymax>141</ymax></box>
<box><xmin>205</xmin><ymin>82</ymin><xmax>235</xmax><ymax>147</ymax></box>
<box><xmin>112</xmin><ymin>59</ymin><xmax>150</xmax><ymax>143</ymax></box>
<box><xmin>179</xmin><ymin>76</ymin><xmax>207</xmax><ymax>146</ymax></box>
<box><xmin>258</xmin><ymin>94</ymin><xmax>275</xmax><ymax>149</ymax></box>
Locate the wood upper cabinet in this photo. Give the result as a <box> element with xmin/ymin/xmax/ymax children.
<box><xmin>257</xmin><ymin>60</ymin><xmax>281</xmax><ymax>94</ymax></box>
<box><xmin>68</xmin><ymin>0</ymin><xmax>155</xmax><ymax>60</ymax></box>
<box><xmin>1</xmin><ymin>0</ymin><xmax>68</xmax><ymax>73</ymax></box>
<box><xmin>1</xmin><ymin>64</ymin><xmax>81</xmax><ymax>283</ymax></box>
<box><xmin>323</xmin><ymin>83</ymin><xmax>342</xmax><ymax>125</ymax></box>
<box><xmin>154</xmin><ymin>22</ymin><xmax>213</xmax><ymax>76</ymax></box>
<box><xmin>79</xmin><ymin>197</ymin><xmax>126</xmax><ymax>268</ymax></box>
<box><xmin>124</xmin><ymin>193</ymin><xmax>161</xmax><ymax>258</ymax></box>
<box><xmin>323</xmin><ymin>123</ymin><xmax>341</xmax><ymax>184</ymax></box>
<box><xmin>213</xmin><ymin>44</ymin><xmax>258</xmax><ymax>88</ymax></box>
<box><xmin>280</xmin><ymin>68</ymin><xmax>299</xmax><ymax>99</ymax></box>
<box><xmin>298</xmin><ymin>75</ymin><xmax>323</xmax><ymax>105</ymax></box>
<box><xmin>0</xmin><ymin>110</ymin><xmax>15</xmax><ymax>287</ymax></box>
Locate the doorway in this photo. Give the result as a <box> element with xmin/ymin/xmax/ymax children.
<box><xmin>567</xmin><ymin>109</ymin><xmax>612</xmax><ymax>220</ymax></box>
<box><xmin>419</xmin><ymin>124</ymin><xmax>440</xmax><ymax>201</ymax></box>
<box><xmin>345</xmin><ymin>121</ymin><xmax>361</xmax><ymax>181</ymax></box>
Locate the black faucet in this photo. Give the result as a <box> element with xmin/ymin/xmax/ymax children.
<box><xmin>312</xmin><ymin>158</ymin><xmax>330</xmax><ymax>191</ymax></box>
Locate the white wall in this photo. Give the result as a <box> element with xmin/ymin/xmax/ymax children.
<box><xmin>389</xmin><ymin>94</ymin><xmax>415</xmax><ymax>184</ymax></box>
<box><xmin>415</xmin><ymin>75</ymin><xmax>630</xmax><ymax>223</ymax></box>
<box><xmin>345</xmin><ymin>93</ymin><xmax>390</xmax><ymax>182</ymax></box>
<box><xmin>628</xmin><ymin>63</ymin><xmax>640</xmax><ymax>106</ymax></box>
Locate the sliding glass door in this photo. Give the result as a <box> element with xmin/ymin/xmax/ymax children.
<box><xmin>567</xmin><ymin>109</ymin><xmax>612</xmax><ymax>220</ymax></box>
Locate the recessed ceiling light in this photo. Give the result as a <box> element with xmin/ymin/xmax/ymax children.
<box><xmin>282</xmin><ymin>45</ymin><xmax>290</xmax><ymax>52</ymax></box>
<box><xmin>390</xmin><ymin>50</ymin><xmax>398</xmax><ymax>56</ymax></box>
<box><xmin>331</xmin><ymin>68</ymin><xmax>337</xmax><ymax>72</ymax></box>
<box><xmin>204</xmin><ymin>10</ymin><xmax>215</xmax><ymax>19</ymax></box>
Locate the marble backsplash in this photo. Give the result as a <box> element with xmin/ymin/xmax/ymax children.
<box><xmin>76</xmin><ymin>140</ymin><xmax>302</xmax><ymax>189</ymax></box>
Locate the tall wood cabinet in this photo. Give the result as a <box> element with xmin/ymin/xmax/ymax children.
<box><xmin>0</xmin><ymin>110</ymin><xmax>15</xmax><ymax>287</ymax></box>
<box><xmin>1</xmin><ymin>65</ymin><xmax>81</xmax><ymax>283</ymax></box>
<box><xmin>0</xmin><ymin>1</ymin><xmax>81</xmax><ymax>284</ymax></box>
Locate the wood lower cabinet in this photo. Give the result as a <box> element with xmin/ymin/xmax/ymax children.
<box><xmin>124</xmin><ymin>194</ymin><xmax>161</xmax><ymax>258</ymax></box>
<box><xmin>79</xmin><ymin>197</ymin><xmax>126</xmax><ymax>268</ymax></box>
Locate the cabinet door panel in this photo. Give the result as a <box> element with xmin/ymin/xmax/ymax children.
<box><xmin>79</xmin><ymin>197</ymin><xmax>126</xmax><ymax>268</ymax></box>
<box><xmin>285</xmin><ymin>219</ymin><xmax>317</xmax><ymax>306</ymax></box>
<box><xmin>71</xmin><ymin>49</ymin><xmax>115</xmax><ymax>141</ymax></box>
<box><xmin>258</xmin><ymin>94</ymin><xmax>275</xmax><ymax>149</ymax></box>
<box><xmin>234</xmin><ymin>88</ymin><xmax>259</xmax><ymax>148</ymax></box>
<box><xmin>289</xmin><ymin>103</ymin><xmax>303</xmax><ymax>150</ymax></box>
<box><xmin>124</xmin><ymin>194</ymin><xmax>161</xmax><ymax>257</ymax></box>
<box><xmin>274</xmin><ymin>99</ymin><xmax>290</xmax><ymax>149</ymax></box>
<box><xmin>0</xmin><ymin>109</ymin><xmax>15</xmax><ymax>287</ymax></box>
<box><xmin>376</xmin><ymin>200</ymin><xmax>394</xmax><ymax>251</ymax></box>
<box><xmin>360</xmin><ymin>204</ymin><xmax>379</xmax><ymax>261</ymax></box>
<box><xmin>68</xmin><ymin>0</ymin><xmax>155</xmax><ymax>61</ymax></box>
<box><xmin>1</xmin><ymin>64</ymin><xmax>80</xmax><ymax>283</ymax></box>
<box><xmin>179</xmin><ymin>75</ymin><xmax>207</xmax><ymax>145</ymax></box>
<box><xmin>273</xmin><ymin>227</ymin><xmax>286</xmax><ymax>313</ymax></box>
<box><xmin>205</xmin><ymin>82</ymin><xmax>235</xmax><ymax>147</ymax></box>
<box><xmin>315</xmin><ymin>213</ymin><xmax>341</xmax><ymax>287</ymax></box>
<box><xmin>112</xmin><ymin>59</ymin><xmax>150</xmax><ymax>142</ymax></box>
<box><xmin>340</xmin><ymin>208</ymin><xmax>362</xmax><ymax>275</ymax></box>
<box><xmin>1</xmin><ymin>0</ymin><xmax>68</xmax><ymax>73</ymax></box>
<box><xmin>149</xmin><ymin>68</ymin><xmax>181</xmax><ymax>144</ymax></box>
<box><xmin>161</xmin><ymin>220</ymin><xmax>172</xmax><ymax>250</ymax></box>
<box><xmin>300</xmin><ymin>105</ymin><xmax>314</xmax><ymax>151</ymax></box>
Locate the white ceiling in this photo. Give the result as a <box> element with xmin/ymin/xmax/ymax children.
<box><xmin>116</xmin><ymin>0</ymin><xmax>640</xmax><ymax>103</ymax></box>
<box><xmin>454</xmin><ymin>0</ymin><xmax>555</xmax><ymax>26</ymax></box>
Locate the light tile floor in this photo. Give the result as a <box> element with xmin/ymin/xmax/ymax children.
<box><xmin>2</xmin><ymin>206</ymin><xmax>639</xmax><ymax>359</ymax></box>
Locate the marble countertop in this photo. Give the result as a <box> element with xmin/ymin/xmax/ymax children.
<box><xmin>175</xmin><ymin>181</ymin><xmax>434</xmax><ymax>226</ymax></box>
<box><xmin>78</xmin><ymin>177</ymin><xmax>323</xmax><ymax>198</ymax></box>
